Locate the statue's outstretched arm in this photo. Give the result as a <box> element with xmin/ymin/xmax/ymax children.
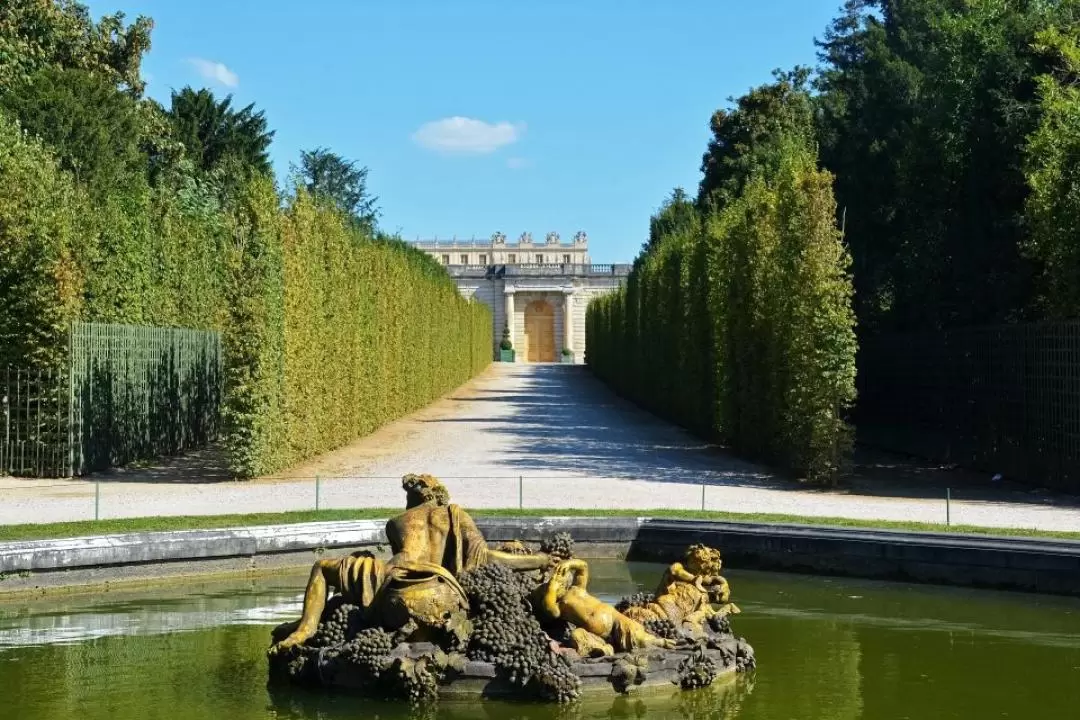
<box><xmin>667</xmin><ymin>562</ymin><xmax>697</xmax><ymax>583</ymax></box>
<box><xmin>269</xmin><ymin>559</ymin><xmax>340</xmax><ymax>654</ymax></box>
<box><xmin>487</xmin><ymin>548</ymin><xmax>551</xmax><ymax>570</ymax></box>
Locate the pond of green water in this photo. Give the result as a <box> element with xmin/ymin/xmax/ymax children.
<box><xmin>2</xmin><ymin>561</ymin><xmax>1079</xmax><ymax>719</ymax></box>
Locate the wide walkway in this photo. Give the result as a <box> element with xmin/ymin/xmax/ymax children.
<box><xmin>3</xmin><ymin>364</ymin><xmax>1079</xmax><ymax>530</ymax></box>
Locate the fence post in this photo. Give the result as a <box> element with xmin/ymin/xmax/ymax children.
<box><xmin>68</xmin><ymin>326</ymin><xmax>75</xmax><ymax>477</ymax></box>
<box><xmin>701</xmin><ymin>481</ymin><xmax>706</xmax><ymax>512</ymax></box>
<box><xmin>518</xmin><ymin>475</ymin><xmax>523</xmax><ymax>510</ymax></box>
<box><xmin>2</xmin><ymin>377</ymin><xmax>8</xmax><ymax>475</ymax></box>
<box><xmin>94</xmin><ymin>481</ymin><xmax>100</xmax><ymax>521</ymax></box>
<box><xmin>946</xmin><ymin>487</ymin><xmax>951</xmax><ymax>526</ymax></box>
<box><xmin>316</xmin><ymin>475</ymin><xmax>321</xmax><ymax>511</ymax></box>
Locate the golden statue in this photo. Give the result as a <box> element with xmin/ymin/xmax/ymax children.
<box><xmin>623</xmin><ymin>544</ymin><xmax>740</xmax><ymax>634</ymax></box>
<box><xmin>270</xmin><ymin>474</ymin><xmax>550</xmax><ymax>654</ymax></box>
<box><xmin>266</xmin><ymin>478</ymin><xmax>758</xmax><ymax>704</ymax></box>
<box><xmin>535</xmin><ymin>559</ymin><xmax>676</xmax><ymax>655</ymax></box>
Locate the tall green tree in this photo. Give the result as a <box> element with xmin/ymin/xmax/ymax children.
<box><xmin>814</xmin><ymin>0</ymin><xmax>1080</xmax><ymax>331</ymax></box>
<box><xmin>0</xmin><ymin>66</ymin><xmax>146</xmax><ymax>194</ymax></box>
<box><xmin>0</xmin><ymin>0</ymin><xmax>152</xmax><ymax>94</ymax></box>
<box><xmin>1024</xmin><ymin>24</ymin><xmax>1080</xmax><ymax>317</ymax></box>
<box><xmin>296</xmin><ymin>147</ymin><xmax>379</xmax><ymax>232</ymax></box>
<box><xmin>166</xmin><ymin>87</ymin><xmax>274</xmax><ymax>176</ymax></box>
<box><xmin>698</xmin><ymin>67</ymin><xmax>817</xmax><ymax>210</ymax></box>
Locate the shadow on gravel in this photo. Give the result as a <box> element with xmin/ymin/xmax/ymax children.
<box><xmin>426</xmin><ymin>364</ymin><xmax>785</xmax><ymax>490</ymax></box>
<box><xmin>435</xmin><ymin>364</ymin><xmax>1080</xmax><ymax>509</ymax></box>
<box><xmin>73</xmin><ymin>446</ymin><xmax>234</xmax><ymax>485</ymax></box>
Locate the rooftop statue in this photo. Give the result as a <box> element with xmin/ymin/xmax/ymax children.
<box><xmin>546</xmin><ymin>231</ymin><xmax>561</xmax><ymax>245</ymax></box>
<box><xmin>519</xmin><ymin>231</ymin><xmax>533</xmax><ymax>244</ymax></box>
<box><xmin>267</xmin><ymin>474</ymin><xmax>756</xmax><ymax>705</ymax></box>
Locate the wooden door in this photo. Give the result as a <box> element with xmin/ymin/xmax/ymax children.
<box><xmin>524</xmin><ymin>300</ymin><xmax>555</xmax><ymax>363</ymax></box>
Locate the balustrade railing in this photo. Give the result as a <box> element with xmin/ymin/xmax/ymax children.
<box><xmin>445</xmin><ymin>264</ymin><xmax>629</xmax><ymax>277</ymax></box>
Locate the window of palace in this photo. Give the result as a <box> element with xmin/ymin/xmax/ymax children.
<box><xmin>508</xmin><ymin>253</ymin><xmax>516</xmax><ymax>263</ymax></box>
<box><xmin>535</xmin><ymin>254</ymin><xmax>543</xmax><ymax>264</ymax></box>
<box><xmin>563</xmin><ymin>254</ymin><xmax>571</xmax><ymax>264</ymax></box>
<box><xmin>441</xmin><ymin>254</ymin><xmax>450</xmax><ymax>264</ymax></box>
<box><xmin>458</xmin><ymin>254</ymin><xmax>467</xmax><ymax>264</ymax></box>
<box><xmin>479</xmin><ymin>254</ymin><xmax>487</xmax><ymax>265</ymax></box>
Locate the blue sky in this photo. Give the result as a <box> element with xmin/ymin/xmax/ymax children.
<box><xmin>88</xmin><ymin>1</ymin><xmax>843</xmax><ymax>262</ymax></box>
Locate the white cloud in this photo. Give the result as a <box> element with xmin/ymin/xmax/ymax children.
<box><xmin>187</xmin><ymin>58</ymin><xmax>239</xmax><ymax>88</ymax></box>
<box><xmin>506</xmin><ymin>157</ymin><xmax>531</xmax><ymax>169</ymax></box>
<box><xmin>412</xmin><ymin>116</ymin><xmax>524</xmax><ymax>154</ymax></box>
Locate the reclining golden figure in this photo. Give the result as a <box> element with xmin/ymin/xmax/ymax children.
<box><xmin>270</xmin><ymin>474</ymin><xmax>550</xmax><ymax>654</ymax></box>
<box><xmin>623</xmin><ymin>544</ymin><xmax>740</xmax><ymax>633</ymax></box>
<box><xmin>536</xmin><ymin>558</ymin><xmax>676</xmax><ymax>656</ymax></box>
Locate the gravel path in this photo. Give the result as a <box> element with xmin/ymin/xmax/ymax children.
<box><xmin>3</xmin><ymin>364</ymin><xmax>1079</xmax><ymax>531</ymax></box>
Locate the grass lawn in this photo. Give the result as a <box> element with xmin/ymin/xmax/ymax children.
<box><xmin>1</xmin><ymin>508</ymin><xmax>1078</xmax><ymax>543</ymax></box>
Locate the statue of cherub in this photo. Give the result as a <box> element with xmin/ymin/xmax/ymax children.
<box><xmin>659</xmin><ymin>544</ymin><xmax>727</xmax><ymax>597</ymax></box>
<box><xmin>623</xmin><ymin>544</ymin><xmax>738</xmax><ymax>635</ymax></box>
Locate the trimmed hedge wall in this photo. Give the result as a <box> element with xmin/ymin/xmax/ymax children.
<box><xmin>586</xmin><ymin>145</ymin><xmax>857</xmax><ymax>482</ymax></box>
<box><xmin>271</xmin><ymin>192</ymin><xmax>491</xmax><ymax>475</ymax></box>
<box><xmin>1</xmin><ymin>112</ymin><xmax>491</xmax><ymax>479</ymax></box>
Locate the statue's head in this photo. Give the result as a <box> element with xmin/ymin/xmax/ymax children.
<box><xmin>402</xmin><ymin>473</ymin><xmax>450</xmax><ymax>507</ymax></box>
<box><xmin>684</xmin><ymin>544</ymin><xmax>723</xmax><ymax>576</ymax></box>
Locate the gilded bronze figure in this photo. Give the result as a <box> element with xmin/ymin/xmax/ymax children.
<box><xmin>267</xmin><ymin>473</ymin><xmax>756</xmax><ymax>704</ymax></box>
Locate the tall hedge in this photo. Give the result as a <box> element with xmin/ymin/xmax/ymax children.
<box><xmin>0</xmin><ymin>111</ymin><xmax>229</xmax><ymax>368</ymax></box>
<box><xmin>250</xmin><ymin>191</ymin><xmax>491</xmax><ymax>475</ymax></box>
<box><xmin>587</xmin><ymin>143</ymin><xmax>857</xmax><ymax>482</ymax></box>
<box><xmin>0</xmin><ymin>110</ymin><xmax>491</xmax><ymax>479</ymax></box>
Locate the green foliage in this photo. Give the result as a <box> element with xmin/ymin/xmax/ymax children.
<box><xmin>815</xmin><ymin>0</ymin><xmax>1080</xmax><ymax>330</ymax></box>
<box><xmin>259</xmin><ymin>190</ymin><xmax>490</xmax><ymax>474</ymax></box>
<box><xmin>0</xmin><ymin>4</ymin><xmax>490</xmax><ymax>482</ymax></box>
<box><xmin>699</xmin><ymin>67</ymin><xmax>817</xmax><ymax>211</ymax></box>
<box><xmin>219</xmin><ymin>177</ymin><xmax>287</xmax><ymax>478</ymax></box>
<box><xmin>0</xmin><ymin>106</ymin><xmax>230</xmax><ymax>366</ymax></box>
<box><xmin>1024</xmin><ymin>25</ymin><xmax>1080</xmax><ymax>317</ymax></box>
<box><xmin>0</xmin><ymin>66</ymin><xmax>146</xmax><ymax>195</ymax></box>
<box><xmin>588</xmin><ymin>138</ymin><xmax>856</xmax><ymax>483</ymax></box>
<box><xmin>0</xmin><ymin>0</ymin><xmax>152</xmax><ymax>94</ymax></box>
<box><xmin>167</xmin><ymin>87</ymin><xmax>274</xmax><ymax>176</ymax></box>
<box><xmin>0</xmin><ymin>111</ymin><xmax>83</xmax><ymax>366</ymax></box>
<box><xmin>296</xmin><ymin>147</ymin><xmax>379</xmax><ymax>233</ymax></box>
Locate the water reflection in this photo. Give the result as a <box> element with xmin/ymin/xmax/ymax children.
<box><xmin>265</xmin><ymin>674</ymin><xmax>757</xmax><ymax>720</ymax></box>
<box><xmin>2</xmin><ymin>564</ymin><xmax>1080</xmax><ymax>720</ymax></box>
<box><xmin>0</xmin><ymin>582</ymin><xmax>305</xmax><ymax>650</ymax></box>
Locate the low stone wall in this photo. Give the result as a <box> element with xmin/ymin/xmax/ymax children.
<box><xmin>2</xmin><ymin>516</ymin><xmax>1079</xmax><ymax>596</ymax></box>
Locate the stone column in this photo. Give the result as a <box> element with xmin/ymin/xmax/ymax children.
<box><xmin>504</xmin><ymin>287</ymin><xmax>516</xmax><ymax>349</ymax></box>
<box><xmin>563</xmin><ymin>289</ymin><xmax>574</xmax><ymax>360</ymax></box>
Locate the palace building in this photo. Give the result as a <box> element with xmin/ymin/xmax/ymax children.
<box><xmin>412</xmin><ymin>232</ymin><xmax>629</xmax><ymax>363</ymax></box>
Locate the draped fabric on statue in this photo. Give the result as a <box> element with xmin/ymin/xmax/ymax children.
<box><xmin>337</xmin><ymin>551</ymin><xmax>386</xmax><ymax>608</ymax></box>
<box><xmin>445</xmin><ymin>503</ymin><xmax>489</xmax><ymax>575</ymax></box>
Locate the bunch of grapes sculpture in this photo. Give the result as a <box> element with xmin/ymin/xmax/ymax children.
<box><xmin>267</xmin><ymin>474</ymin><xmax>755</xmax><ymax>706</ymax></box>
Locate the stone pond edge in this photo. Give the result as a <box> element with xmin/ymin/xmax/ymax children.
<box><xmin>2</xmin><ymin>516</ymin><xmax>1079</xmax><ymax>596</ymax></box>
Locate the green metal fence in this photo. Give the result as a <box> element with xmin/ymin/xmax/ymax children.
<box><xmin>1</xmin><ymin>322</ymin><xmax>222</xmax><ymax>477</ymax></box>
<box><xmin>857</xmin><ymin>322</ymin><xmax>1080</xmax><ymax>492</ymax></box>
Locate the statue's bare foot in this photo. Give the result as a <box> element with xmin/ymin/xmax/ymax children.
<box><xmin>268</xmin><ymin>635</ymin><xmax>304</xmax><ymax>656</ymax></box>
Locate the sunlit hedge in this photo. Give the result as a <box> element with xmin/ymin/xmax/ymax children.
<box><xmin>587</xmin><ymin>143</ymin><xmax>856</xmax><ymax>482</ymax></box>
<box><xmin>0</xmin><ymin>112</ymin><xmax>491</xmax><ymax>478</ymax></box>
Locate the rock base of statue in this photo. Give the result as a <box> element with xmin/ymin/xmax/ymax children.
<box><xmin>268</xmin><ymin>616</ymin><xmax>755</xmax><ymax>701</ymax></box>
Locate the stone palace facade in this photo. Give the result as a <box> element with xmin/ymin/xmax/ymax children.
<box><xmin>412</xmin><ymin>232</ymin><xmax>629</xmax><ymax>363</ymax></box>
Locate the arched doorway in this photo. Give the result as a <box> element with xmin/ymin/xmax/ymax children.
<box><xmin>523</xmin><ymin>300</ymin><xmax>555</xmax><ymax>363</ymax></box>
